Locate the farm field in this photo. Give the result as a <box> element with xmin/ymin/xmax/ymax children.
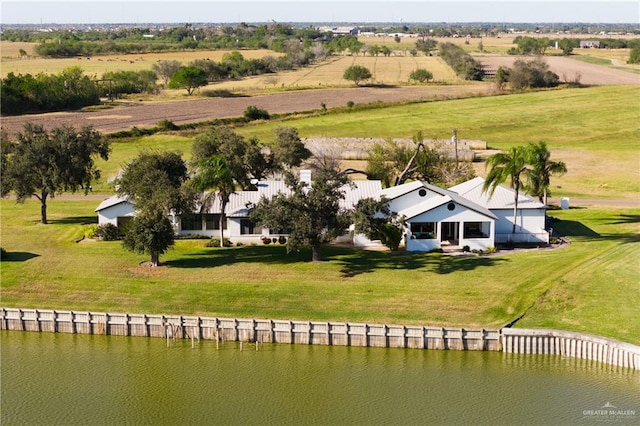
<box><xmin>207</xmin><ymin>55</ymin><xmax>458</xmax><ymax>92</ymax></box>
<box><xmin>0</xmin><ymin>44</ymin><xmax>281</xmax><ymax>78</ymax></box>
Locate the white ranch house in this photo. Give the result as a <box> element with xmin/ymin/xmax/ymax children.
<box><xmin>96</xmin><ymin>175</ymin><xmax>549</xmax><ymax>251</ymax></box>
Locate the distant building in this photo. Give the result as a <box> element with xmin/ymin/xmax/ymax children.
<box><xmin>580</xmin><ymin>40</ymin><xmax>601</xmax><ymax>48</ymax></box>
<box><xmin>318</xmin><ymin>26</ymin><xmax>359</xmax><ymax>36</ymax></box>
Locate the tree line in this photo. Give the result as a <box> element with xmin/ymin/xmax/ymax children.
<box><xmin>0</xmin><ymin>66</ymin><xmax>100</xmax><ymax>115</ymax></box>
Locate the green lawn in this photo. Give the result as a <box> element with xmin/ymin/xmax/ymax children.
<box><xmin>1</xmin><ymin>198</ymin><xmax>638</xmax><ymax>345</ymax></box>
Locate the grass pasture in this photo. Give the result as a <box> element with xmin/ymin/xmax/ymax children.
<box><xmin>1</xmin><ymin>198</ymin><xmax>638</xmax><ymax>344</ymax></box>
<box><xmin>0</xmin><ymin>45</ymin><xmax>281</xmax><ymax>78</ymax></box>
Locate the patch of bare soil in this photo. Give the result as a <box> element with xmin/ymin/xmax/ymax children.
<box><xmin>0</xmin><ymin>84</ymin><xmax>492</xmax><ymax>137</ymax></box>
<box><xmin>479</xmin><ymin>55</ymin><xmax>640</xmax><ymax>85</ymax></box>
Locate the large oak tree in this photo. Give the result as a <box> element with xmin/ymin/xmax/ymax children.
<box><xmin>1</xmin><ymin>123</ymin><xmax>110</xmax><ymax>224</ymax></box>
<box><xmin>250</xmin><ymin>163</ymin><xmax>350</xmax><ymax>262</ymax></box>
<box><xmin>117</xmin><ymin>151</ymin><xmax>192</xmax><ymax>266</ymax></box>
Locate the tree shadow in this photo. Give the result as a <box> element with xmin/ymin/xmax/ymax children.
<box><xmin>49</xmin><ymin>215</ymin><xmax>97</xmax><ymax>225</ymax></box>
<box><xmin>337</xmin><ymin>249</ymin><xmax>509</xmax><ymax>278</ymax></box>
<box><xmin>550</xmin><ymin>218</ymin><xmax>600</xmax><ymax>239</ymax></box>
<box><xmin>551</xmin><ymin>215</ymin><xmax>640</xmax><ymax>244</ymax></box>
<box><xmin>166</xmin><ymin>245</ymin><xmax>310</xmax><ymax>268</ymax></box>
<box><xmin>1</xmin><ymin>252</ymin><xmax>40</xmax><ymax>262</ymax></box>
<box><xmin>362</xmin><ymin>83</ymin><xmax>399</xmax><ymax>89</ymax></box>
<box><xmin>605</xmin><ymin>214</ymin><xmax>640</xmax><ymax>225</ymax></box>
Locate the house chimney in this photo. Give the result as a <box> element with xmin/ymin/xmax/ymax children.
<box><xmin>300</xmin><ymin>169</ymin><xmax>312</xmax><ymax>184</ymax></box>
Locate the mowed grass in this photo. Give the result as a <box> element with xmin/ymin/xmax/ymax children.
<box><xmin>1</xmin><ymin>198</ymin><xmax>638</xmax><ymax>344</ymax></box>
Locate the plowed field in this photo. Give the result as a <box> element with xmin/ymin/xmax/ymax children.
<box><xmin>0</xmin><ymin>84</ymin><xmax>492</xmax><ymax>136</ymax></box>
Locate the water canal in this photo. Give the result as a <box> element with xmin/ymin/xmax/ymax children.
<box><xmin>2</xmin><ymin>330</ymin><xmax>638</xmax><ymax>425</ymax></box>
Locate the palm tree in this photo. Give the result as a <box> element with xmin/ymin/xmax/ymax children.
<box><xmin>189</xmin><ymin>155</ymin><xmax>235</xmax><ymax>247</ymax></box>
<box><xmin>527</xmin><ymin>142</ymin><xmax>567</xmax><ymax>206</ymax></box>
<box><xmin>483</xmin><ymin>146</ymin><xmax>530</xmax><ymax>235</ymax></box>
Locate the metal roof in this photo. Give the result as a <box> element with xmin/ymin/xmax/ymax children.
<box><xmin>199</xmin><ymin>179</ymin><xmax>382</xmax><ymax>215</ymax></box>
<box><xmin>379</xmin><ymin>181</ymin><xmax>424</xmax><ymax>200</ymax></box>
<box><xmin>449</xmin><ymin>177</ymin><xmax>545</xmax><ymax>210</ymax></box>
<box><xmin>94</xmin><ymin>195</ymin><xmax>131</xmax><ymax>212</ymax></box>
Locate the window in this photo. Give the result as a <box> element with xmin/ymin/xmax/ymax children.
<box><xmin>181</xmin><ymin>214</ymin><xmax>203</xmax><ymax>231</ymax></box>
<box><xmin>205</xmin><ymin>214</ymin><xmax>227</xmax><ymax>230</ymax></box>
<box><xmin>463</xmin><ymin>222</ymin><xmax>489</xmax><ymax>238</ymax></box>
<box><xmin>240</xmin><ymin>219</ymin><xmax>262</xmax><ymax>235</ymax></box>
<box><xmin>411</xmin><ymin>222</ymin><xmax>436</xmax><ymax>239</ymax></box>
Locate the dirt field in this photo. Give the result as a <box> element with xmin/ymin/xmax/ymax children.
<box><xmin>0</xmin><ymin>84</ymin><xmax>493</xmax><ymax>137</ymax></box>
<box><xmin>479</xmin><ymin>55</ymin><xmax>639</xmax><ymax>85</ymax></box>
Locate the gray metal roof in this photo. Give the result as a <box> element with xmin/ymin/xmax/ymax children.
<box><xmin>449</xmin><ymin>177</ymin><xmax>545</xmax><ymax>210</ymax></box>
<box><xmin>94</xmin><ymin>195</ymin><xmax>131</xmax><ymax>212</ymax></box>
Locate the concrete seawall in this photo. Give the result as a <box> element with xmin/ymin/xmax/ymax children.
<box><xmin>502</xmin><ymin>327</ymin><xmax>640</xmax><ymax>370</ymax></box>
<box><xmin>2</xmin><ymin>308</ymin><xmax>638</xmax><ymax>370</ymax></box>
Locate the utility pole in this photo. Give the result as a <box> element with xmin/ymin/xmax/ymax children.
<box><xmin>452</xmin><ymin>128</ymin><xmax>459</xmax><ymax>169</ymax></box>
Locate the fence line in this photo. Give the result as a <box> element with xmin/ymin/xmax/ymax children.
<box><xmin>2</xmin><ymin>308</ymin><xmax>638</xmax><ymax>370</ymax></box>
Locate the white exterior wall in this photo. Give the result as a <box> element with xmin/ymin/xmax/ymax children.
<box><xmin>388</xmin><ymin>190</ymin><xmax>439</xmax><ymax>215</ymax></box>
<box><xmin>405</xmin><ymin>203</ymin><xmax>495</xmax><ymax>252</ymax></box>
<box><xmin>97</xmin><ymin>203</ymin><xmax>135</xmax><ymax>226</ymax></box>
<box><xmin>405</xmin><ymin>233</ymin><xmax>440</xmax><ymax>252</ymax></box>
<box><xmin>493</xmin><ymin>208</ymin><xmax>548</xmax><ymax>243</ymax></box>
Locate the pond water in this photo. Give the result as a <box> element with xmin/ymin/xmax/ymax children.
<box><xmin>2</xmin><ymin>331</ymin><xmax>638</xmax><ymax>425</ymax></box>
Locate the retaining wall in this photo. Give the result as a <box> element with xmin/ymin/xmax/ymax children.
<box><xmin>502</xmin><ymin>328</ymin><xmax>640</xmax><ymax>370</ymax></box>
<box><xmin>0</xmin><ymin>308</ymin><xmax>499</xmax><ymax>350</ymax></box>
<box><xmin>2</xmin><ymin>308</ymin><xmax>639</xmax><ymax>370</ymax></box>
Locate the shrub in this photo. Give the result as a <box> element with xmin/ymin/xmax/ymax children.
<box><xmin>178</xmin><ymin>234</ymin><xmax>210</xmax><ymax>240</ymax></box>
<box><xmin>93</xmin><ymin>223</ymin><xmax>120</xmax><ymax>241</ymax></box>
<box><xmin>278</xmin><ymin>235</ymin><xmax>287</xmax><ymax>244</ymax></box>
<box><xmin>629</xmin><ymin>46</ymin><xmax>640</xmax><ymax>64</ymax></box>
<box><xmin>84</xmin><ymin>225</ymin><xmax>98</xmax><ymax>239</ymax></box>
<box><xmin>156</xmin><ymin>119</ymin><xmax>179</xmax><ymax>131</ymax></box>
<box><xmin>409</xmin><ymin>68</ymin><xmax>433</xmax><ymax>83</ymax></box>
<box><xmin>244</xmin><ymin>105</ymin><xmax>270</xmax><ymax>121</ymax></box>
<box><xmin>486</xmin><ymin>246</ymin><xmax>497</xmax><ymax>254</ymax></box>
<box><xmin>261</xmin><ymin>236</ymin><xmax>271</xmax><ymax>245</ymax></box>
<box><xmin>462</xmin><ymin>245</ymin><xmax>471</xmax><ymax>252</ymax></box>
<box><xmin>509</xmin><ymin>58</ymin><xmax>559</xmax><ymax>90</ymax></box>
<box><xmin>346</xmin><ymin>101</ymin><xmax>355</xmax><ymax>108</ymax></box>
<box><xmin>206</xmin><ymin>237</ymin><xmax>231</xmax><ymax>247</ymax></box>
<box><xmin>343</xmin><ymin>65</ymin><xmax>372</xmax><ymax>86</ymax></box>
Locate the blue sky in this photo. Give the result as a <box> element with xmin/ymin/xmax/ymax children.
<box><xmin>1</xmin><ymin>0</ymin><xmax>639</xmax><ymax>24</ymax></box>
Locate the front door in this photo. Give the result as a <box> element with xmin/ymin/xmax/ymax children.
<box><xmin>441</xmin><ymin>222</ymin><xmax>459</xmax><ymax>245</ymax></box>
